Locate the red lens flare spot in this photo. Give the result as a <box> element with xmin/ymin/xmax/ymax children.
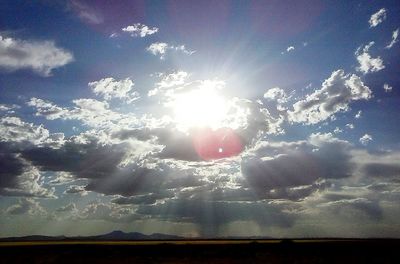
<box><xmin>192</xmin><ymin>128</ymin><xmax>243</xmax><ymax>160</ymax></box>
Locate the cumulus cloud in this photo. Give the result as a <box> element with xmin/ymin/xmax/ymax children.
<box><xmin>355</xmin><ymin>42</ymin><xmax>385</xmax><ymax>74</ymax></box>
<box><xmin>0</xmin><ymin>35</ymin><xmax>73</xmax><ymax>76</ymax></box>
<box><xmin>0</xmin><ymin>146</ymin><xmax>55</xmax><ymax>198</ymax></box>
<box><xmin>121</xmin><ymin>23</ymin><xmax>158</xmax><ymax>37</ymax></box>
<box><xmin>355</xmin><ymin>110</ymin><xmax>362</xmax><ymax>119</ymax></box>
<box><xmin>148</xmin><ymin>71</ymin><xmax>189</xmax><ymax>96</ymax></box>
<box><xmin>369</xmin><ymin>8</ymin><xmax>387</xmax><ymax>28</ymax></box>
<box><xmin>241</xmin><ymin>133</ymin><xmax>354</xmax><ymax>200</ymax></box>
<box><xmin>0</xmin><ymin>104</ymin><xmax>20</xmax><ymax>114</ymax></box>
<box><xmin>386</xmin><ymin>28</ymin><xmax>399</xmax><ymax>49</ymax></box>
<box><xmin>286</xmin><ymin>46</ymin><xmax>295</xmax><ymax>52</ymax></box>
<box><xmin>360</xmin><ymin>134</ymin><xmax>373</xmax><ymax>145</ymax></box>
<box><xmin>263</xmin><ymin>87</ymin><xmax>290</xmax><ymax>112</ymax></box>
<box><xmin>48</xmin><ymin>172</ymin><xmax>76</xmax><ymax>185</ymax></box>
<box><xmin>264</xmin><ymin>87</ymin><xmax>288</xmax><ymax>104</ymax></box>
<box><xmin>289</xmin><ymin>69</ymin><xmax>372</xmax><ymax>124</ymax></box>
<box><xmin>146</xmin><ymin>42</ymin><xmax>168</xmax><ymax>58</ymax></box>
<box><xmin>383</xmin><ymin>83</ymin><xmax>392</xmax><ymax>92</ymax></box>
<box><xmin>88</xmin><ymin>77</ymin><xmax>139</xmax><ymax>103</ymax></box>
<box><xmin>79</xmin><ymin>201</ymin><xmax>142</xmax><ymax>223</ymax></box>
<box><xmin>0</xmin><ymin>116</ymin><xmax>64</xmax><ymax>147</ymax></box>
<box><xmin>6</xmin><ymin>198</ymin><xmax>46</xmax><ymax>216</ymax></box>
<box><xmin>65</xmin><ymin>185</ymin><xmax>88</xmax><ymax>196</ymax></box>
<box><xmin>57</xmin><ymin>203</ymin><xmax>77</xmax><ymax>212</ymax></box>
<box><xmin>146</xmin><ymin>42</ymin><xmax>195</xmax><ymax>59</ymax></box>
<box><xmin>334</xmin><ymin>127</ymin><xmax>343</xmax><ymax>134</ymax></box>
<box><xmin>28</xmin><ymin>97</ymin><xmax>136</xmax><ymax>129</ymax></box>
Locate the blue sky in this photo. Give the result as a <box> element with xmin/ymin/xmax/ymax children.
<box><xmin>0</xmin><ymin>0</ymin><xmax>400</xmax><ymax>238</ymax></box>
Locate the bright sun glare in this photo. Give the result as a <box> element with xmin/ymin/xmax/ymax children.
<box><xmin>172</xmin><ymin>87</ymin><xmax>229</xmax><ymax>131</ymax></box>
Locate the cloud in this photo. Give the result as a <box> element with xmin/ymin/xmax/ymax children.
<box><xmin>69</xmin><ymin>0</ymin><xmax>103</xmax><ymax>25</ymax></box>
<box><xmin>146</xmin><ymin>42</ymin><xmax>168</xmax><ymax>58</ymax></box>
<box><xmin>286</xmin><ymin>46</ymin><xmax>295</xmax><ymax>52</ymax></box>
<box><xmin>48</xmin><ymin>172</ymin><xmax>76</xmax><ymax>185</ymax></box>
<box><xmin>241</xmin><ymin>133</ymin><xmax>354</xmax><ymax>200</ymax></box>
<box><xmin>88</xmin><ymin>77</ymin><xmax>139</xmax><ymax>103</ymax></box>
<box><xmin>317</xmin><ymin>197</ymin><xmax>382</xmax><ymax>221</ymax></box>
<box><xmin>263</xmin><ymin>87</ymin><xmax>288</xmax><ymax>104</ymax></box>
<box><xmin>56</xmin><ymin>203</ymin><xmax>78</xmax><ymax>213</ymax></box>
<box><xmin>121</xmin><ymin>23</ymin><xmax>158</xmax><ymax>37</ymax></box>
<box><xmin>334</xmin><ymin>127</ymin><xmax>343</xmax><ymax>134</ymax></box>
<box><xmin>6</xmin><ymin>198</ymin><xmax>46</xmax><ymax>216</ymax></box>
<box><xmin>360</xmin><ymin>134</ymin><xmax>373</xmax><ymax>145</ymax></box>
<box><xmin>355</xmin><ymin>42</ymin><xmax>385</xmax><ymax>74</ymax></box>
<box><xmin>0</xmin><ymin>146</ymin><xmax>55</xmax><ymax>198</ymax></box>
<box><xmin>383</xmin><ymin>83</ymin><xmax>393</xmax><ymax>92</ymax></box>
<box><xmin>0</xmin><ymin>116</ymin><xmax>64</xmax><ymax>147</ymax></box>
<box><xmin>363</xmin><ymin>163</ymin><xmax>400</xmax><ymax>178</ymax></box>
<box><xmin>0</xmin><ymin>35</ymin><xmax>73</xmax><ymax>76</ymax></box>
<box><xmin>289</xmin><ymin>69</ymin><xmax>372</xmax><ymax>124</ymax></box>
<box><xmin>146</xmin><ymin>42</ymin><xmax>195</xmax><ymax>59</ymax></box>
<box><xmin>79</xmin><ymin>201</ymin><xmax>143</xmax><ymax>223</ymax></box>
<box><xmin>28</xmin><ymin>97</ymin><xmax>136</xmax><ymax>129</ymax></box>
<box><xmin>386</xmin><ymin>28</ymin><xmax>399</xmax><ymax>49</ymax></box>
<box><xmin>64</xmin><ymin>185</ymin><xmax>88</xmax><ymax>196</ymax></box>
<box><xmin>369</xmin><ymin>8</ymin><xmax>387</xmax><ymax>28</ymax></box>
<box><xmin>111</xmin><ymin>191</ymin><xmax>174</xmax><ymax>205</ymax></box>
<box><xmin>0</xmin><ymin>104</ymin><xmax>20</xmax><ymax>114</ymax></box>
<box><xmin>27</xmin><ymin>98</ymin><xmax>67</xmax><ymax>120</ymax></box>
<box><xmin>148</xmin><ymin>71</ymin><xmax>189</xmax><ymax>96</ymax></box>
<box><xmin>136</xmin><ymin>199</ymin><xmax>296</xmax><ymax>236</ymax></box>
<box><xmin>355</xmin><ymin>110</ymin><xmax>362</xmax><ymax>119</ymax></box>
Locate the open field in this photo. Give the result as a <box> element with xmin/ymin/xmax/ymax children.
<box><xmin>0</xmin><ymin>239</ymin><xmax>398</xmax><ymax>263</ymax></box>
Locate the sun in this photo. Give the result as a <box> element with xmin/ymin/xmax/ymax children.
<box><xmin>171</xmin><ymin>86</ymin><xmax>229</xmax><ymax>131</ymax></box>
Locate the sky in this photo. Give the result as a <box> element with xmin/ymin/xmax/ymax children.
<box><xmin>0</xmin><ymin>0</ymin><xmax>399</xmax><ymax>238</ymax></box>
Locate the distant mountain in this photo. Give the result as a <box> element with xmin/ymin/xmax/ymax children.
<box><xmin>0</xmin><ymin>231</ymin><xmax>183</xmax><ymax>241</ymax></box>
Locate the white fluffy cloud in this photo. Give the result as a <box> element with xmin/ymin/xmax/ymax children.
<box><xmin>286</xmin><ymin>46</ymin><xmax>295</xmax><ymax>52</ymax></box>
<box><xmin>355</xmin><ymin>42</ymin><xmax>385</xmax><ymax>74</ymax></box>
<box><xmin>264</xmin><ymin>87</ymin><xmax>288</xmax><ymax>103</ymax></box>
<box><xmin>0</xmin><ymin>35</ymin><xmax>73</xmax><ymax>76</ymax></box>
<box><xmin>0</xmin><ymin>116</ymin><xmax>64</xmax><ymax>147</ymax></box>
<box><xmin>88</xmin><ymin>77</ymin><xmax>139</xmax><ymax>103</ymax></box>
<box><xmin>369</xmin><ymin>8</ymin><xmax>387</xmax><ymax>28</ymax></box>
<box><xmin>289</xmin><ymin>69</ymin><xmax>372</xmax><ymax>124</ymax></box>
<box><xmin>383</xmin><ymin>83</ymin><xmax>393</xmax><ymax>92</ymax></box>
<box><xmin>386</xmin><ymin>28</ymin><xmax>399</xmax><ymax>49</ymax></box>
<box><xmin>148</xmin><ymin>71</ymin><xmax>188</xmax><ymax>96</ymax></box>
<box><xmin>360</xmin><ymin>134</ymin><xmax>373</xmax><ymax>145</ymax></box>
<box><xmin>146</xmin><ymin>42</ymin><xmax>195</xmax><ymax>59</ymax></box>
<box><xmin>28</xmin><ymin>97</ymin><xmax>137</xmax><ymax>129</ymax></box>
<box><xmin>121</xmin><ymin>23</ymin><xmax>158</xmax><ymax>37</ymax></box>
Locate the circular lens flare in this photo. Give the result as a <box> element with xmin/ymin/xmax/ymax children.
<box><xmin>193</xmin><ymin>127</ymin><xmax>243</xmax><ymax>160</ymax></box>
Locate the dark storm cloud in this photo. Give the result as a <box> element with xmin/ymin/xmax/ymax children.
<box><xmin>363</xmin><ymin>163</ymin><xmax>400</xmax><ymax>178</ymax></box>
<box><xmin>21</xmin><ymin>141</ymin><xmax>126</xmax><ymax>178</ymax></box>
<box><xmin>0</xmin><ymin>147</ymin><xmax>25</xmax><ymax>190</ymax></box>
<box><xmin>113</xmin><ymin>127</ymin><xmax>201</xmax><ymax>161</ymax></box>
<box><xmin>241</xmin><ymin>134</ymin><xmax>354</xmax><ymax>199</ymax></box>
